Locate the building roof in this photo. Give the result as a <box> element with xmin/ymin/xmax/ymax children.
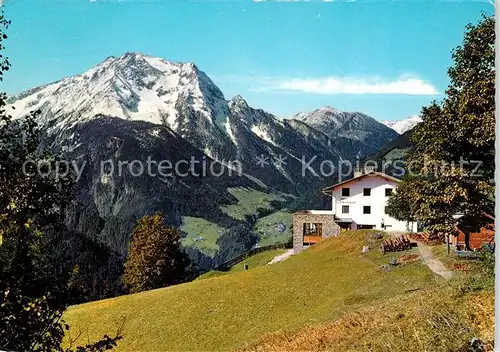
<box><xmin>322</xmin><ymin>171</ymin><xmax>400</xmax><ymax>194</ymax></box>
<box><xmin>293</xmin><ymin>210</ymin><xmax>335</xmax><ymax>215</ymax></box>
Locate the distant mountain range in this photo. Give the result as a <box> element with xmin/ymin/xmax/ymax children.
<box><xmin>293</xmin><ymin>106</ymin><xmax>399</xmax><ymax>156</ymax></box>
<box><xmin>6</xmin><ymin>52</ymin><xmax>401</xmax><ymax>265</ymax></box>
<box><xmin>381</xmin><ymin>116</ymin><xmax>422</xmax><ymax>134</ymax></box>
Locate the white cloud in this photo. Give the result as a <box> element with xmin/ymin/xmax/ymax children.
<box><xmin>254</xmin><ymin>75</ymin><xmax>439</xmax><ymax>95</ymax></box>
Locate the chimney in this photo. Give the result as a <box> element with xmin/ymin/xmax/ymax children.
<box><xmin>354</xmin><ymin>165</ymin><xmax>376</xmax><ymax>178</ymax></box>
<box><xmin>364</xmin><ymin>165</ymin><xmax>376</xmax><ymax>174</ymax></box>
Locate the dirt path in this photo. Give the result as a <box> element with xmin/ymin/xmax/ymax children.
<box><xmin>417</xmin><ymin>244</ymin><xmax>454</xmax><ymax>280</ymax></box>
<box><xmin>267</xmin><ymin>249</ymin><xmax>294</xmax><ymax>265</ymax></box>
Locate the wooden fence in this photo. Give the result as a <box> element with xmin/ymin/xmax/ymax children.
<box><xmin>214</xmin><ymin>242</ymin><xmax>292</xmax><ymax>271</ymax></box>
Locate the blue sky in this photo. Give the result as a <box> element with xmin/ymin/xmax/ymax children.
<box><xmin>1</xmin><ymin>0</ymin><xmax>493</xmax><ymax>121</ymax></box>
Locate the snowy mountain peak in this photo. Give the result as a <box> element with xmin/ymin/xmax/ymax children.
<box><xmin>293</xmin><ymin>105</ymin><xmax>341</xmax><ymax>120</ymax></box>
<box><xmin>293</xmin><ymin>106</ymin><xmax>362</xmax><ymax>127</ymax></box>
<box><xmin>289</xmin><ymin>106</ymin><xmax>398</xmax><ymax>150</ymax></box>
<box><xmin>229</xmin><ymin>95</ymin><xmax>249</xmax><ymax>110</ymax></box>
<box><xmin>7</xmin><ymin>52</ymin><xmax>228</xmax><ymax>134</ymax></box>
<box><xmin>381</xmin><ymin>115</ymin><xmax>422</xmax><ymax>134</ymax></box>
<box><xmin>317</xmin><ymin>105</ymin><xmax>343</xmax><ymax>114</ymax></box>
<box><xmin>122</xmin><ymin>51</ymin><xmax>145</xmax><ymax>58</ymax></box>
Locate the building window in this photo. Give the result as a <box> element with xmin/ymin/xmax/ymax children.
<box><xmin>342</xmin><ymin>188</ymin><xmax>350</xmax><ymax>197</ymax></box>
<box><xmin>385</xmin><ymin>206</ymin><xmax>389</xmax><ymax>215</ymax></box>
<box><xmin>363</xmin><ymin>206</ymin><xmax>371</xmax><ymax>214</ymax></box>
<box><xmin>385</xmin><ymin>188</ymin><xmax>393</xmax><ymax>197</ymax></box>
<box><xmin>342</xmin><ymin>205</ymin><xmax>349</xmax><ymax>214</ymax></box>
<box><xmin>363</xmin><ymin>188</ymin><xmax>371</xmax><ymax>196</ymax></box>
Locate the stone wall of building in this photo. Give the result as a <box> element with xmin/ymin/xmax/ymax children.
<box><xmin>292</xmin><ymin>212</ymin><xmax>341</xmax><ymax>253</ymax></box>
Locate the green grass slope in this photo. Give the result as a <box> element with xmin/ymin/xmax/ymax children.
<box><xmin>64</xmin><ymin>231</ymin><xmax>436</xmax><ymax>351</ymax></box>
<box><xmin>196</xmin><ymin>249</ymin><xmax>287</xmax><ymax>280</ymax></box>
<box><xmin>227</xmin><ymin>249</ymin><xmax>287</xmax><ymax>273</ymax></box>
<box><xmin>242</xmin><ymin>245</ymin><xmax>495</xmax><ymax>351</ymax></box>
<box><xmin>242</xmin><ymin>287</ymin><xmax>494</xmax><ymax>351</ymax></box>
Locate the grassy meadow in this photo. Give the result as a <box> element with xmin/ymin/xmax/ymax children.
<box><xmin>64</xmin><ymin>231</ymin><xmax>439</xmax><ymax>351</ymax></box>
<box><xmin>220</xmin><ymin>188</ymin><xmax>292</xmax><ymax>221</ymax></box>
<box><xmin>241</xmin><ymin>286</ymin><xmax>494</xmax><ymax>351</ymax></box>
<box><xmin>254</xmin><ymin>211</ymin><xmax>292</xmax><ymax>246</ymax></box>
<box><xmin>180</xmin><ymin>216</ymin><xmax>226</xmax><ymax>257</ymax></box>
<box><xmin>195</xmin><ymin>249</ymin><xmax>288</xmax><ymax>281</ymax></box>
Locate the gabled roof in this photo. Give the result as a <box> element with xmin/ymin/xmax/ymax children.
<box><xmin>322</xmin><ymin>171</ymin><xmax>400</xmax><ymax>194</ymax></box>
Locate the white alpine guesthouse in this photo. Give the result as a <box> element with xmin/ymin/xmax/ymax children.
<box><xmin>323</xmin><ymin>168</ymin><xmax>419</xmax><ymax>232</ymax></box>
<box><xmin>292</xmin><ymin>167</ymin><xmax>421</xmax><ymax>252</ymax></box>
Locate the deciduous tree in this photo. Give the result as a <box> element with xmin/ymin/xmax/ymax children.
<box><xmin>385</xmin><ymin>176</ymin><xmax>419</xmax><ymax>229</ymax></box>
<box><xmin>123</xmin><ymin>214</ymin><xmax>190</xmax><ymax>293</ymax></box>
<box><xmin>389</xmin><ymin>15</ymin><xmax>495</xmax><ymax>235</ymax></box>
